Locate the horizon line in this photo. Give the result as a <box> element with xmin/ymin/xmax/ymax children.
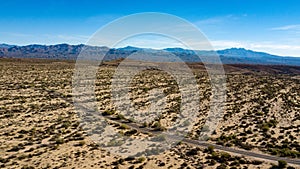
<box><xmin>1</xmin><ymin>42</ymin><xmax>298</xmax><ymax>58</ymax></box>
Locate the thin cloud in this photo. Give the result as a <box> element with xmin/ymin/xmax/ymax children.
<box><xmin>1</xmin><ymin>32</ymin><xmax>34</xmax><ymax>37</ymax></box>
<box><xmin>195</xmin><ymin>17</ymin><xmax>222</xmax><ymax>25</ymax></box>
<box><xmin>250</xmin><ymin>43</ymin><xmax>300</xmax><ymax>50</ymax></box>
<box><xmin>271</xmin><ymin>24</ymin><xmax>300</xmax><ymax>31</ymax></box>
<box><xmin>194</xmin><ymin>14</ymin><xmax>242</xmax><ymax>26</ymax></box>
<box><xmin>85</xmin><ymin>14</ymin><xmax>121</xmax><ymax>24</ymax></box>
<box><xmin>42</xmin><ymin>34</ymin><xmax>90</xmax><ymax>44</ymax></box>
<box><xmin>57</xmin><ymin>35</ymin><xmax>89</xmax><ymax>41</ymax></box>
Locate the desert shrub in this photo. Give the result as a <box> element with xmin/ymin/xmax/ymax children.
<box><xmin>114</xmin><ymin>158</ymin><xmax>125</xmax><ymax>165</ymax></box>
<box><xmin>106</xmin><ymin>140</ymin><xmax>124</xmax><ymax>147</ymax></box>
<box><xmin>116</xmin><ymin>113</ymin><xmax>125</xmax><ymax>120</ymax></box>
<box><xmin>72</xmin><ymin>132</ymin><xmax>84</xmax><ymax>141</ymax></box>
<box><xmin>17</xmin><ymin>154</ymin><xmax>28</xmax><ymax>160</ymax></box>
<box><xmin>219</xmin><ymin>152</ymin><xmax>231</xmax><ymax>163</ymax></box>
<box><xmin>127</xmin><ymin>117</ymin><xmax>135</xmax><ymax>123</ymax></box>
<box><xmin>217</xmin><ymin>163</ymin><xmax>227</xmax><ymax>169</ymax></box>
<box><xmin>152</xmin><ymin>121</ymin><xmax>166</xmax><ymax>131</ymax></box>
<box><xmin>278</xmin><ymin>160</ymin><xmax>287</xmax><ymax>168</ymax></box>
<box><xmin>102</xmin><ymin>109</ymin><xmax>115</xmax><ymax>116</ymax></box>
<box><xmin>55</xmin><ymin>137</ymin><xmax>64</xmax><ymax>144</ymax></box>
<box><xmin>260</xmin><ymin>119</ymin><xmax>278</xmax><ymax>132</ymax></box>
<box><xmin>62</xmin><ymin>121</ymin><xmax>71</xmax><ymax>129</ymax></box>
<box><xmin>57</xmin><ymin>115</ymin><xmax>64</xmax><ymax>122</ymax></box>
<box><xmin>268</xmin><ymin>119</ymin><xmax>278</xmax><ymax>127</ymax></box>
<box><xmin>238</xmin><ymin>159</ymin><xmax>246</xmax><ymax>164</ymax></box>
<box><xmin>141</xmin><ymin>122</ymin><xmax>148</xmax><ymax>128</ymax></box>
<box><xmin>21</xmin><ymin>166</ymin><xmax>35</xmax><ymax>169</ymax></box>
<box><xmin>256</xmin><ymin>111</ymin><xmax>264</xmax><ymax>116</ymax></box>
<box><xmin>261</xmin><ymin>125</ymin><xmax>270</xmax><ymax>132</ymax></box>
<box><xmin>268</xmin><ymin>148</ymin><xmax>300</xmax><ymax>158</ymax></box>
<box><xmin>8</xmin><ymin>145</ymin><xmax>23</xmax><ymax>152</ymax></box>
<box><xmin>240</xmin><ymin>143</ymin><xmax>253</xmax><ymax>150</ymax></box>
<box><xmin>210</xmin><ymin>151</ymin><xmax>219</xmax><ymax>160</ymax></box>
<box><xmin>0</xmin><ymin>157</ymin><xmax>9</xmax><ymax>163</ymax></box>
<box><xmin>186</xmin><ymin>148</ymin><xmax>199</xmax><ymax>156</ymax></box>
<box><xmin>209</xmin><ymin>159</ymin><xmax>216</xmax><ymax>166</ymax></box>
<box><xmin>151</xmin><ymin>135</ymin><xmax>166</xmax><ymax>142</ymax></box>
<box><xmin>252</xmin><ymin>160</ymin><xmax>263</xmax><ymax>165</ymax></box>
<box><xmin>246</xmin><ymin>129</ymin><xmax>253</xmax><ymax>134</ymax></box>
<box><xmin>230</xmin><ymin>160</ymin><xmax>240</xmax><ymax>166</ymax></box>
<box><xmin>144</xmin><ymin>148</ymin><xmax>164</xmax><ymax>155</ymax></box>
<box><xmin>72</xmin><ymin>121</ymin><xmax>80</xmax><ymax>128</ymax></box>
<box><xmin>205</xmin><ymin>145</ymin><xmax>215</xmax><ymax>153</ymax></box>
<box><xmin>124</xmin><ymin>129</ymin><xmax>137</xmax><ymax>136</ymax></box>
<box><xmin>217</xmin><ymin>140</ymin><xmax>225</xmax><ymax>146</ymax></box>
<box><xmin>119</xmin><ymin>124</ymin><xmax>129</xmax><ymax>130</ymax></box>
<box><xmin>78</xmin><ymin>141</ymin><xmax>86</xmax><ymax>146</ymax></box>
<box><xmin>18</xmin><ymin>129</ymin><xmax>28</xmax><ymax>134</ymax></box>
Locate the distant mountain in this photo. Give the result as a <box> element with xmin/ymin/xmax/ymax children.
<box><xmin>0</xmin><ymin>43</ymin><xmax>16</xmax><ymax>48</ymax></box>
<box><xmin>0</xmin><ymin>44</ymin><xmax>85</xmax><ymax>59</ymax></box>
<box><xmin>217</xmin><ymin>48</ymin><xmax>300</xmax><ymax>65</ymax></box>
<box><xmin>0</xmin><ymin>44</ymin><xmax>300</xmax><ymax>66</ymax></box>
<box><xmin>164</xmin><ymin>47</ymin><xmax>196</xmax><ymax>55</ymax></box>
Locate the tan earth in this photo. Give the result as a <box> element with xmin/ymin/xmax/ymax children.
<box><xmin>0</xmin><ymin>58</ymin><xmax>299</xmax><ymax>169</ymax></box>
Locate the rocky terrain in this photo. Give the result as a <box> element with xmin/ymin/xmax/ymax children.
<box><xmin>0</xmin><ymin>58</ymin><xmax>299</xmax><ymax>169</ymax></box>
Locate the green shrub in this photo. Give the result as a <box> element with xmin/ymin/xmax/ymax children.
<box><xmin>116</xmin><ymin>113</ymin><xmax>125</xmax><ymax>120</ymax></box>
<box><xmin>137</xmin><ymin>157</ymin><xmax>146</xmax><ymax>163</ymax></box>
<box><xmin>206</xmin><ymin>145</ymin><xmax>215</xmax><ymax>153</ymax></box>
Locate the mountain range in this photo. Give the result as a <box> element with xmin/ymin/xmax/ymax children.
<box><xmin>0</xmin><ymin>43</ymin><xmax>300</xmax><ymax>66</ymax></box>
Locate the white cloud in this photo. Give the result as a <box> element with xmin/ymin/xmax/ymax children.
<box><xmin>114</xmin><ymin>34</ymin><xmax>185</xmax><ymax>49</ymax></box>
<box><xmin>250</xmin><ymin>43</ymin><xmax>300</xmax><ymax>50</ymax></box>
<box><xmin>249</xmin><ymin>43</ymin><xmax>300</xmax><ymax>57</ymax></box>
<box><xmin>115</xmin><ymin>36</ymin><xmax>300</xmax><ymax>57</ymax></box>
<box><xmin>210</xmin><ymin>40</ymin><xmax>300</xmax><ymax>57</ymax></box>
<box><xmin>211</xmin><ymin>40</ymin><xmax>246</xmax><ymax>49</ymax></box>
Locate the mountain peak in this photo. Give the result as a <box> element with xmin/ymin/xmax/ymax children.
<box><xmin>118</xmin><ymin>46</ymin><xmax>142</xmax><ymax>51</ymax></box>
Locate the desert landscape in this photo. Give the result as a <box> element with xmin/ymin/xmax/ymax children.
<box><xmin>2</xmin><ymin>0</ymin><xmax>300</xmax><ymax>169</ymax></box>
<box><xmin>0</xmin><ymin>58</ymin><xmax>299</xmax><ymax>169</ymax></box>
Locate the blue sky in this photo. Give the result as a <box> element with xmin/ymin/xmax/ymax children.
<box><xmin>1</xmin><ymin>0</ymin><xmax>300</xmax><ymax>56</ymax></box>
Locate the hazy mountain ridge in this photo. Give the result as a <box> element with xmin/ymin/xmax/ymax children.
<box><xmin>0</xmin><ymin>43</ymin><xmax>299</xmax><ymax>65</ymax></box>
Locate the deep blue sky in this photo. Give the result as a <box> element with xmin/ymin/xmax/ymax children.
<box><xmin>1</xmin><ymin>0</ymin><xmax>300</xmax><ymax>56</ymax></box>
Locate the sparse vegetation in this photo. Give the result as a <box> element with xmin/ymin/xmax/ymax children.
<box><xmin>0</xmin><ymin>58</ymin><xmax>299</xmax><ymax>168</ymax></box>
